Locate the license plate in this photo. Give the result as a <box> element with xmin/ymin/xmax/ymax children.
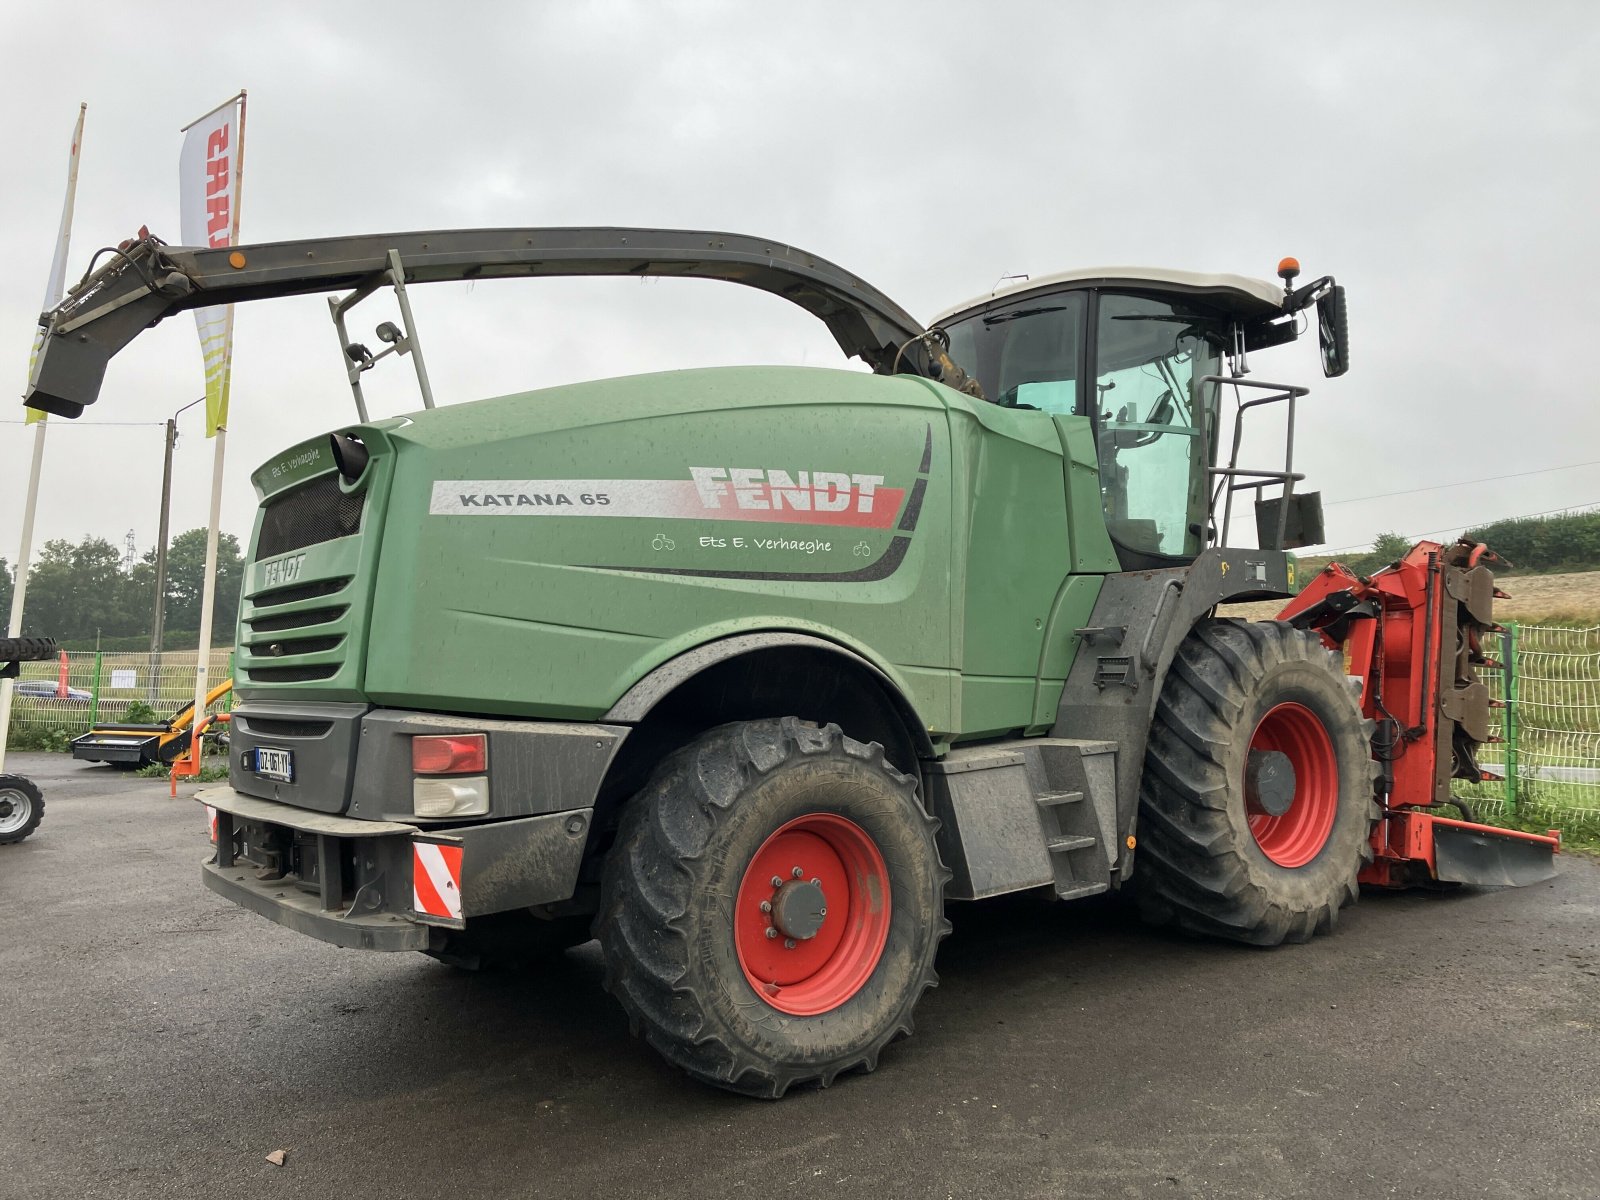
<box><xmin>253</xmin><ymin>747</ymin><xmax>294</xmax><ymax>783</ymax></box>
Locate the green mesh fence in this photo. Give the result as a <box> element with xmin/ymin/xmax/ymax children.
<box><xmin>1459</xmin><ymin>622</ymin><xmax>1600</xmax><ymax>837</ymax></box>
<box><xmin>6</xmin><ymin>649</ymin><xmax>234</xmax><ymax>748</ymax></box>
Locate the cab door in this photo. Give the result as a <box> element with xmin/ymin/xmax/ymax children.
<box><xmin>1090</xmin><ymin>292</ymin><xmax>1223</xmax><ymax>568</ymax></box>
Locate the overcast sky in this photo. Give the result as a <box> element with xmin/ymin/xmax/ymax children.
<box><xmin>4</xmin><ymin>0</ymin><xmax>1598</xmax><ymax>568</ymax></box>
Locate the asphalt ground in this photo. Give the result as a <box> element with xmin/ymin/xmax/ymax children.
<box><xmin>2</xmin><ymin>751</ymin><xmax>1597</xmax><ymax>1200</ymax></box>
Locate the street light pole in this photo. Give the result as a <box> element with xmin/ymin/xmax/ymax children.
<box><xmin>149</xmin><ymin>397</ymin><xmax>203</xmax><ymax>699</ymax></box>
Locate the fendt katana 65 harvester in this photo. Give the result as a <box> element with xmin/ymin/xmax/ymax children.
<box><xmin>27</xmin><ymin>228</ymin><xmax>1559</xmax><ymax>1096</ymax></box>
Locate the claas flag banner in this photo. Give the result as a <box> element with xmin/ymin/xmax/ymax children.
<box><xmin>25</xmin><ymin>104</ymin><xmax>87</xmax><ymax>424</ymax></box>
<box><xmin>178</xmin><ymin>96</ymin><xmax>243</xmax><ymax>437</ymax></box>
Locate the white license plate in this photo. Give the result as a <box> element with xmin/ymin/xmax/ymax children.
<box><xmin>254</xmin><ymin>747</ymin><xmax>294</xmax><ymax>782</ymax></box>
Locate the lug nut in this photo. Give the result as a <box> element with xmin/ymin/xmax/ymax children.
<box><xmin>784</xmin><ymin>938</ymin><xmax>796</xmax><ymax>949</ymax></box>
<box><xmin>792</xmin><ymin>866</ymin><xmax>804</xmax><ymax>878</ymax></box>
<box><xmin>765</xmin><ymin>928</ymin><xmax>778</xmax><ymax>940</ymax></box>
<box><xmin>771</xmin><ymin>876</ymin><xmax>783</xmax><ymax>888</ymax></box>
<box><xmin>810</xmin><ymin>877</ymin><xmax>820</xmax><ymax>886</ymax></box>
<box><xmin>819</xmin><ymin>907</ymin><xmax>827</xmax><ymax>917</ymax></box>
<box><xmin>759</xmin><ymin>900</ymin><xmax>772</xmax><ymax>913</ymax></box>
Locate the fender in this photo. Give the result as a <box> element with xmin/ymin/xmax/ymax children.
<box><xmin>1051</xmin><ymin>547</ymin><xmax>1297</xmax><ymax>878</ymax></box>
<box><xmin>603</xmin><ymin>631</ymin><xmax>937</xmax><ymax>760</ymax></box>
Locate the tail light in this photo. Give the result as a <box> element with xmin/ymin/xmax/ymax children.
<box><xmin>412</xmin><ymin>734</ymin><xmax>489</xmax><ymax>818</ymax></box>
<box><xmin>412</xmin><ymin>734</ymin><xmax>486</xmax><ymax>775</ymax></box>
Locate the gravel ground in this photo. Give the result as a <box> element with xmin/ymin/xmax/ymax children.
<box><xmin>2</xmin><ymin>751</ymin><xmax>1597</xmax><ymax>1199</ymax></box>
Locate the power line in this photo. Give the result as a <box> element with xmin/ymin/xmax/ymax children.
<box><xmin>1322</xmin><ymin>499</ymin><xmax>1600</xmax><ymax>556</ymax></box>
<box><xmin>1325</xmin><ymin>460</ymin><xmax>1600</xmax><ymax>507</ymax></box>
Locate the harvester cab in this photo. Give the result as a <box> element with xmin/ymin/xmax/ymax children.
<box><xmin>23</xmin><ymin>225</ymin><xmax>1559</xmax><ymax>1097</ymax></box>
<box><xmin>933</xmin><ymin>257</ymin><xmax>1347</xmax><ymax>571</ymax></box>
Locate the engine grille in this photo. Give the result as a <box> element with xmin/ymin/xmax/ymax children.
<box><xmin>256</xmin><ymin>474</ymin><xmax>366</xmax><ymax>559</ymax></box>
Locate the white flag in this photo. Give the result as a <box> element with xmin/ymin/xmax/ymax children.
<box><xmin>179</xmin><ymin>96</ymin><xmax>243</xmax><ymax>436</ymax></box>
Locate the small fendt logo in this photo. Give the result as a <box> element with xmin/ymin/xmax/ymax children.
<box><xmin>688</xmin><ymin>467</ymin><xmax>885</xmax><ymax>514</ymax></box>
<box><xmin>259</xmin><ymin>553</ymin><xmax>306</xmax><ymax>588</ymax></box>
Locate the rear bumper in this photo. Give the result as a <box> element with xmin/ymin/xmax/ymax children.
<box><xmin>202</xmin><ymin>858</ymin><xmax>432</xmax><ymax>951</ymax></box>
<box><xmin>197</xmin><ymin>785</ymin><xmax>594</xmax><ymax>951</ymax></box>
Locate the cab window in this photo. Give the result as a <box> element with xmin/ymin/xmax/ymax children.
<box><xmin>1093</xmin><ymin>293</ymin><xmax>1222</xmax><ymax>560</ymax></box>
<box><xmin>942</xmin><ymin>293</ymin><xmax>1085</xmax><ymax>415</ymax></box>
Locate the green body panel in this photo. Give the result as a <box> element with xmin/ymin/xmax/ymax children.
<box><xmin>235</xmin><ymin>365</ymin><xmax>1123</xmax><ymax>742</ymax></box>
<box><xmin>945</xmin><ymin>403</ymin><xmax>1075</xmax><ymax>740</ymax></box>
<box><xmin>1031</xmin><ymin>574</ymin><xmax>1105</xmax><ymax>731</ymax></box>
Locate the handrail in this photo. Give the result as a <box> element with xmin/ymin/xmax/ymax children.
<box><xmin>1199</xmin><ymin>375</ymin><xmax>1311</xmax><ymax>549</ymax></box>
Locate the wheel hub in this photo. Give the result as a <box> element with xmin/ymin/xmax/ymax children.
<box><xmin>1245</xmin><ymin>702</ymin><xmax>1339</xmax><ymax>868</ymax></box>
<box><xmin>733</xmin><ymin>812</ymin><xmax>891</xmax><ymax>1017</ymax></box>
<box><xmin>1245</xmin><ymin>749</ymin><xmax>1296</xmax><ymax>817</ymax></box>
<box><xmin>771</xmin><ymin>877</ymin><xmax>827</xmax><ymax>941</ymax></box>
<box><xmin>0</xmin><ymin>789</ymin><xmax>30</xmax><ymax>835</ymax></box>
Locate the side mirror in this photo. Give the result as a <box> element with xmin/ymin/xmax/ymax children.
<box><xmin>1317</xmin><ymin>285</ymin><xmax>1349</xmax><ymax>378</ymax></box>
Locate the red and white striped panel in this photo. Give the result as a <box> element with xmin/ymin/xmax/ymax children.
<box><xmin>413</xmin><ymin>841</ymin><xmax>464</xmax><ymax>920</ymax></box>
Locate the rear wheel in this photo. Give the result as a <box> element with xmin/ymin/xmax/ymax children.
<box><xmin>1135</xmin><ymin>619</ymin><xmax>1377</xmax><ymax>946</ymax></box>
<box><xmin>0</xmin><ymin>775</ymin><xmax>44</xmax><ymax>844</ymax></box>
<box><xmin>597</xmin><ymin>718</ymin><xmax>948</xmax><ymax>1098</ymax></box>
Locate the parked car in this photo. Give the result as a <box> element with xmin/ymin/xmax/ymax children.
<box><xmin>13</xmin><ymin>680</ymin><xmax>92</xmax><ymax>704</ymax></box>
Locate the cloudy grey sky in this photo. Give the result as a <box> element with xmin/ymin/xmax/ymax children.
<box><xmin>4</xmin><ymin>0</ymin><xmax>1598</xmax><ymax>564</ymax></box>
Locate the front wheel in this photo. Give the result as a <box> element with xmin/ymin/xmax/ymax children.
<box><xmin>597</xmin><ymin>718</ymin><xmax>948</xmax><ymax>1098</ymax></box>
<box><xmin>0</xmin><ymin>775</ymin><xmax>44</xmax><ymax>844</ymax></box>
<box><xmin>1134</xmin><ymin>619</ymin><xmax>1378</xmax><ymax>946</ymax></box>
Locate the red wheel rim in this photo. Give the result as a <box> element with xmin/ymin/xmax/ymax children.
<box><xmin>734</xmin><ymin>813</ymin><xmax>891</xmax><ymax>1016</ymax></box>
<box><xmin>1246</xmin><ymin>702</ymin><xmax>1339</xmax><ymax>868</ymax></box>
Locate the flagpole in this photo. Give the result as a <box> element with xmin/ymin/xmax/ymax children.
<box><xmin>190</xmin><ymin>89</ymin><xmax>246</xmax><ymax>737</ymax></box>
<box><xmin>1</xmin><ymin>102</ymin><xmax>86</xmax><ymax>775</ymax></box>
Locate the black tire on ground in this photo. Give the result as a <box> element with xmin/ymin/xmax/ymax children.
<box><xmin>0</xmin><ymin>774</ymin><xmax>45</xmax><ymax>844</ymax></box>
<box><xmin>597</xmin><ymin>717</ymin><xmax>949</xmax><ymax>1098</ymax></box>
<box><xmin>424</xmin><ymin>911</ymin><xmax>594</xmax><ymax>971</ymax></box>
<box><xmin>1135</xmin><ymin>619</ymin><xmax>1378</xmax><ymax>946</ymax></box>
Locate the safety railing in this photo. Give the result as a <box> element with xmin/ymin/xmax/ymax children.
<box><xmin>1200</xmin><ymin>375</ymin><xmax>1309</xmax><ymax>550</ymax></box>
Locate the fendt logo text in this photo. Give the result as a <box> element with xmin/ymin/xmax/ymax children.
<box><xmin>689</xmin><ymin>467</ymin><xmax>886</xmax><ymax>514</ymax></box>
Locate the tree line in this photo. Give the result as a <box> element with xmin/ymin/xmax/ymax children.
<box><xmin>0</xmin><ymin>529</ymin><xmax>245</xmax><ymax>645</ymax></box>
<box><xmin>1461</xmin><ymin>510</ymin><xmax>1600</xmax><ymax>574</ymax></box>
<box><xmin>1327</xmin><ymin>511</ymin><xmax>1600</xmax><ymax>580</ymax></box>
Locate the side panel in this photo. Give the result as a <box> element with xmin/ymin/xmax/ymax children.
<box><xmin>1031</xmin><ymin>574</ymin><xmax>1104</xmax><ymax>731</ymax></box>
<box><xmin>363</xmin><ymin>367</ymin><xmax>958</xmax><ymax>731</ymax></box>
<box><xmin>1054</xmin><ymin>414</ymin><xmax>1119</xmax><ymax>575</ymax></box>
<box><xmin>950</xmin><ymin>405</ymin><xmax>1074</xmax><ymax>740</ymax></box>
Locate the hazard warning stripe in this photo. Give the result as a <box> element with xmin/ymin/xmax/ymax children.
<box><xmin>413</xmin><ymin>841</ymin><xmax>464</xmax><ymax>920</ymax></box>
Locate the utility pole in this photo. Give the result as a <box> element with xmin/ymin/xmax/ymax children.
<box><xmin>150</xmin><ymin>397</ymin><xmax>203</xmax><ymax>699</ymax></box>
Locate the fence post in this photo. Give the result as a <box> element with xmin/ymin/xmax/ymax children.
<box><xmin>1503</xmin><ymin>620</ymin><xmax>1519</xmax><ymax>817</ymax></box>
<box><xmin>91</xmin><ymin>650</ymin><xmax>103</xmax><ymax>727</ymax></box>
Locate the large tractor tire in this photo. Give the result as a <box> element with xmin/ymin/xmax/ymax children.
<box><xmin>0</xmin><ymin>775</ymin><xmax>44</xmax><ymax>845</ymax></box>
<box><xmin>1135</xmin><ymin>619</ymin><xmax>1377</xmax><ymax>946</ymax></box>
<box><xmin>597</xmin><ymin>717</ymin><xmax>948</xmax><ymax>1098</ymax></box>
